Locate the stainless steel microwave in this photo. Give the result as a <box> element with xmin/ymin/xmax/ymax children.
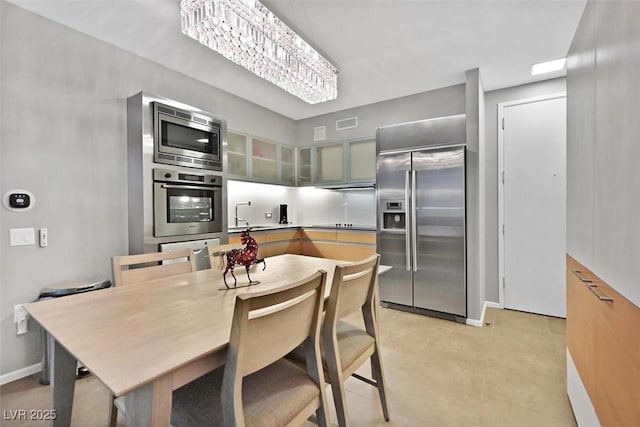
<box><xmin>153</xmin><ymin>101</ymin><xmax>225</xmax><ymax>171</ymax></box>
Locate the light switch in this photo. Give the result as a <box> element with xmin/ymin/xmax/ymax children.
<box><xmin>9</xmin><ymin>228</ymin><xmax>36</xmax><ymax>246</ymax></box>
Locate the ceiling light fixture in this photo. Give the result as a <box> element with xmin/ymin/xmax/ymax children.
<box><xmin>180</xmin><ymin>0</ymin><xmax>338</xmax><ymax>104</ymax></box>
<box><xmin>531</xmin><ymin>58</ymin><xmax>566</xmax><ymax>76</ymax></box>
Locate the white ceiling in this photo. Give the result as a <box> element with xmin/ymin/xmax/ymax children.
<box><xmin>9</xmin><ymin>0</ymin><xmax>586</xmax><ymax>120</ymax></box>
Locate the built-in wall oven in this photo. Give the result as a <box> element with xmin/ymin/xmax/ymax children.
<box><xmin>153</xmin><ymin>101</ymin><xmax>225</xmax><ymax>171</ymax></box>
<box><xmin>153</xmin><ymin>168</ymin><xmax>223</xmax><ymax>237</ymax></box>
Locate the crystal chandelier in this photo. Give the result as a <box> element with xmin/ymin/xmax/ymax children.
<box><xmin>180</xmin><ymin>0</ymin><xmax>338</xmax><ymax>104</ymax></box>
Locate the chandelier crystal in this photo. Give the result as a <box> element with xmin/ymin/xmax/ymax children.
<box><xmin>180</xmin><ymin>0</ymin><xmax>338</xmax><ymax>104</ymax></box>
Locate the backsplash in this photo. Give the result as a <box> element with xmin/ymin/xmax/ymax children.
<box><xmin>226</xmin><ymin>180</ymin><xmax>297</xmax><ymax>227</ymax></box>
<box><xmin>227</xmin><ymin>180</ymin><xmax>376</xmax><ymax>228</ymax></box>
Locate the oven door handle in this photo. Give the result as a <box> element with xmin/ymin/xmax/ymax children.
<box><xmin>160</xmin><ymin>184</ymin><xmax>219</xmax><ymax>191</ymax></box>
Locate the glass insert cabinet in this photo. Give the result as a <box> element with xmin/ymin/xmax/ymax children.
<box><xmin>227</xmin><ymin>130</ymin><xmax>295</xmax><ymax>185</ymax></box>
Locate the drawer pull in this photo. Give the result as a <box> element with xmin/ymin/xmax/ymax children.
<box><xmin>572</xmin><ymin>269</ymin><xmax>593</xmax><ymax>283</ymax></box>
<box><xmin>586</xmin><ymin>284</ymin><xmax>613</xmax><ymax>302</ymax></box>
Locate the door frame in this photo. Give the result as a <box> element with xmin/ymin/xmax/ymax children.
<box><xmin>497</xmin><ymin>92</ymin><xmax>566</xmax><ymax>308</ymax></box>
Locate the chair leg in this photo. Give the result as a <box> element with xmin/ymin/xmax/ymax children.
<box><xmin>329</xmin><ymin>372</ymin><xmax>350</xmax><ymax>427</ymax></box>
<box><xmin>108</xmin><ymin>395</ymin><xmax>118</xmax><ymax>427</ymax></box>
<box><xmin>315</xmin><ymin>405</ymin><xmax>329</xmax><ymax>427</ymax></box>
<box><xmin>371</xmin><ymin>350</ymin><xmax>390</xmax><ymax>421</ymax></box>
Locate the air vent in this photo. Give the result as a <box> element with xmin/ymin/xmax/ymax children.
<box><xmin>314</xmin><ymin>126</ymin><xmax>326</xmax><ymax>142</ymax></box>
<box><xmin>176</xmin><ymin>112</ymin><xmax>191</xmax><ymax>120</ymax></box>
<box><xmin>336</xmin><ymin>117</ymin><xmax>358</xmax><ymax>131</ymax></box>
<box><xmin>176</xmin><ymin>156</ymin><xmax>193</xmax><ymax>163</ymax></box>
<box><xmin>193</xmin><ymin>159</ymin><xmax>206</xmax><ymax>165</ymax></box>
<box><xmin>192</xmin><ymin>116</ymin><xmax>207</xmax><ymax>125</ymax></box>
<box><xmin>158</xmin><ymin>153</ymin><xmax>175</xmax><ymax>161</ymax></box>
<box><xmin>206</xmin><ymin>161</ymin><xmax>218</xmax><ymax>166</ymax></box>
<box><xmin>157</xmin><ymin>106</ymin><xmax>174</xmax><ymax>115</ymax></box>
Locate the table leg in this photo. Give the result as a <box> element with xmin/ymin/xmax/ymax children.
<box><xmin>124</xmin><ymin>374</ymin><xmax>173</xmax><ymax>427</ymax></box>
<box><xmin>52</xmin><ymin>340</ymin><xmax>76</xmax><ymax>427</ymax></box>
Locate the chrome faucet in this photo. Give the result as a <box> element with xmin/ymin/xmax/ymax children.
<box><xmin>235</xmin><ymin>201</ymin><xmax>251</xmax><ymax>227</ymax></box>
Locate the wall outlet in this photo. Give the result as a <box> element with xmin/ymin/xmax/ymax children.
<box><xmin>265</xmin><ymin>212</ymin><xmax>272</xmax><ymax>219</ymax></box>
<box><xmin>14</xmin><ymin>304</ymin><xmax>29</xmax><ymax>335</ymax></box>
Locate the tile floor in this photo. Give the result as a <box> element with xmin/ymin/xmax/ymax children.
<box><xmin>0</xmin><ymin>307</ymin><xmax>576</xmax><ymax>426</ymax></box>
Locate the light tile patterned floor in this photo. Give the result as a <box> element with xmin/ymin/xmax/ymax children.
<box><xmin>0</xmin><ymin>308</ymin><xmax>576</xmax><ymax>426</ymax></box>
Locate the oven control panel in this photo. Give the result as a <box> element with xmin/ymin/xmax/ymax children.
<box><xmin>153</xmin><ymin>168</ymin><xmax>221</xmax><ymax>187</ymax></box>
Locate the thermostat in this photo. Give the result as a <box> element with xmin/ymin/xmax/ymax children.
<box><xmin>3</xmin><ymin>190</ymin><xmax>35</xmax><ymax>212</ymax></box>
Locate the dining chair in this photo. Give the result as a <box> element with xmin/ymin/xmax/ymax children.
<box><xmin>323</xmin><ymin>253</ymin><xmax>390</xmax><ymax>426</ymax></box>
<box><xmin>108</xmin><ymin>248</ymin><xmax>196</xmax><ymax>426</ymax></box>
<box><xmin>111</xmin><ymin>248</ymin><xmax>196</xmax><ymax>287</ymax></box>
<box><xmin>207</xmin><ymin>243</ymin><xmax>242</xmax><ymax>269</ymax></box>
<box><xmin>171</xmin><ymin>270</ymin><xmax>330</xmax><ymax>427</ymax></box>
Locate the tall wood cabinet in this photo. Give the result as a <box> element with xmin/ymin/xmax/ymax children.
<box><xmin>567</xmin><ymin>256</ymin><xmax>640</xmax><ymax>426</ymax></box>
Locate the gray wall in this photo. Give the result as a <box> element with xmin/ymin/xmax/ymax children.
<box><xmin>0</xmin><ymin>2</ymin><xmax>295</xmax><ymax>376</ymax></box>
<box><xmin>295</xmin><ymin>84</ymin><xmax>466</xmax><ymax>144</ymax></box>
<box><xmin>483</xmin><ymin>78</ymin><xmax>567</xmax><ymax>303</ymax></box>
<box><xmin>567</xmin><ymin>0</ymin><xmax>640</xmax><ymax>307</ymax></box>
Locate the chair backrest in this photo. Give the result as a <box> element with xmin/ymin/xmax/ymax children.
<box><xmin>222</xmin><ymin>270</ymin><xmax>327</xmax><ymax>426</ymax></box>
<box><xmin>207</xmin><ymin>244</ymin><xmax>235</xmax><ymax>270</ymax></box>
<box><xmin>325</xmin><ymin>254</ymin><xmax>380</xmax><ymax>323</ymax></box>
<box><xmin>111</xmin><ymin>249</ymin><xmax>197</xmax><ymax>287</ymax></box>
<box><xmin>226</xmin><ymin>270</ymin><xmax>327</xmax><ymax>377</ymax></box>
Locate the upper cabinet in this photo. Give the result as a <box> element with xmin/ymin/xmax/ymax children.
<box><xmin>298</xmin><ymin>147</ymin><xmax>313</xmax><ymax>186</ymax></box>
<box><xmin>227</xmin><ymin>130</ymin><xmax>376</xmax><ymax>187</ymax></box>
<box><xmin>251</xmin><ymin>137</ymin><xmax>278</xmax><ymax>183</ymax></box>
<box><xmin>348</xmin><ymin>138</ymin><xmax>376</xmax><ymax>183</ymax></box>
<box><xmin>227</xmin><ymin>130</ymin><xmax>296</xmax><ymax>186</ymax></box>
<box><xmin>316</xmin><ymin>143</ymin><xmax>345</xmax><ymax>184</ymax></box>
<box><xmin>227</xmin><ymin>131</ymin><xmax>249</xmax><ymax>179</ymax></box>
<box><xmin>298</xmin><ymin>137</ymin><xmax>376</xmax><ymax>186</ymax></box>
<box><xmin>280</xmin><ymin>144</ymin><xmax>296</xmax><ymax>186</ymax></box>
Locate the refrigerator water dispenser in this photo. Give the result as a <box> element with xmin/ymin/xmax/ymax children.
<box><xmin>382</xmin><ymin>201</ymin><xmax>405</xmax><ymax>230</ymax></box>
<box><xmin>383</xmin><ymin>212</ymin><xmax>405</xmax><ymax>230</ymax></box>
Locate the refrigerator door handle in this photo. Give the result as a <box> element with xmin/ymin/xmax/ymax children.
<box><xmin>405</xmin><ymin>170</ymin><xmax>411</xmax><ymax>272</ymax></box>
<box><xmin>411</xmin><ymin>169</ymin><xmax>418</xmax><ymax>272</ymax></box>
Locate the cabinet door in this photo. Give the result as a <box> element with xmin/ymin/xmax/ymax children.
<box><xmin>348</xmin><ymin>138</ymin><xmax>376</xmax><ymax>182</ymax></box>
<box><xmin>298</xmin><ymin>147</ymin><xmax>313</xmax><ymax>185</ymax></box>
<box><xmin>251</xmin><ymin>137</ymin><xmax>278</xmax><ymax>182</ymax></box>
<box><xmin>316</xmin><ymin>143</ymin><xmax>345</xmax><ymax>183</ymax></box>
<box><xmin>227</xmin><ymin>131</ymin><xmax>249</xmax><ymax>178</ymax></box>
<box><xmin>280</xmin><ymin>144</ymin><xmax>295</xmax><ymax>185</ymax></box>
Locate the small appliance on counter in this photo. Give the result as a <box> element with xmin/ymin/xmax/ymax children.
<box><xmin>279</xmin><ymin>204</ymin><xmax>288</xmax><ymax>224</ymax></box>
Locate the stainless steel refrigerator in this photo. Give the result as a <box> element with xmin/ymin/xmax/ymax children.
<box><xmin>376</xmin><ymin>115</ymin><xmax>466</xmax><ymax>320</ymax></box>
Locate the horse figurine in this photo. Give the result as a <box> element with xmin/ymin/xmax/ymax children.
<box><xmin>220</xmin><ymin>229</ymin><xmax>266</xmax><ymax>288</ymax></box>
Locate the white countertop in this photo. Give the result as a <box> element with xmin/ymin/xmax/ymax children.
<box><xmin>228</xmin><ymin>224</ymin><xmax>377</xmax><ymax>233</ymax></box>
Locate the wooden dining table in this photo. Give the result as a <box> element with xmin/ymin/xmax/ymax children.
<box><xmin>25</xmin><ymin>254</ymin><xmax>350</xmax><ymax>427</ymax></box>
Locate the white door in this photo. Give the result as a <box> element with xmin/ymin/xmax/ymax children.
<box><xmin>499</xmin><ymin>94</ymin><xmax>566</xmax><ymax>317</ymax></box>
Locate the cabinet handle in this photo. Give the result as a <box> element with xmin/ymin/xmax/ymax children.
<box><xmin>586</xmin><ymin>283</ymin><xmax>613</xmax><ymax>302</ymax></box>
<box><xmin>572</xmin><ymin>269</ymin><xmax>592</xmax><ymax>283</ymax></box>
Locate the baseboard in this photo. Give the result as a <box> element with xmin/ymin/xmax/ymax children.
<box><xmin>466</xmin><ymin>300</ymin><xmax>502</xmax><ymax>327</ymax></box>
<box><xmin>0</xmin><ymin>363</ymin><xmax>42</xmax><ymax>386</ymax></box>
<box><xmin>567</xmin><ymin>349</ymin><xmax>600</xmax><ymax>426</ymax></box>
